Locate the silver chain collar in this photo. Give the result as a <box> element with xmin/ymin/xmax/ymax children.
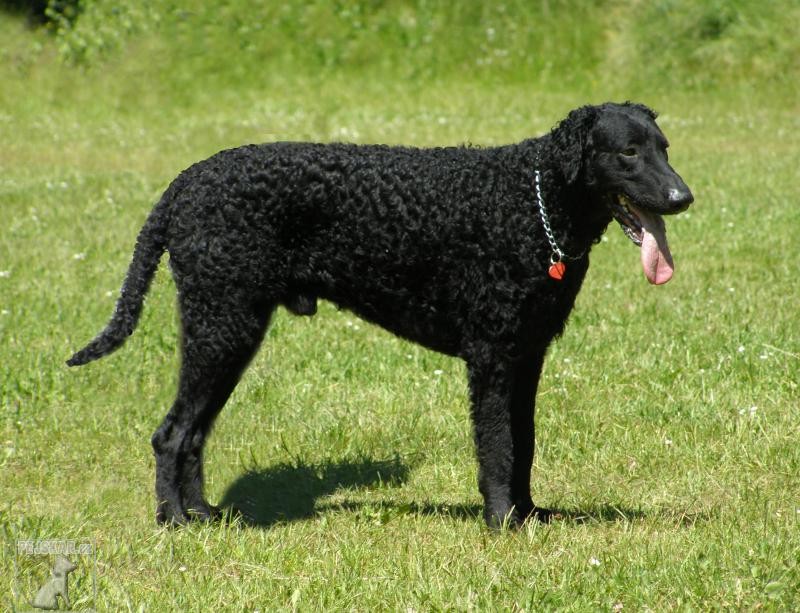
<box><xmin>534</xmin><ymin>169</ymin><xmax>585</xmax><ymax>264</ymax></box>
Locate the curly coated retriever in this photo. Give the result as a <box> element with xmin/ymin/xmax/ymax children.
<box><xmin>68</xmin><ymin>102</ymin><xmax>693</xmax><ymax>528</ymax></box>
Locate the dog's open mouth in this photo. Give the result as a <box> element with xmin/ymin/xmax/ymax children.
<box><xmin>611</xmin><ymin>194</ymin><xmax>674</xmax><ymax>285</ymax></box>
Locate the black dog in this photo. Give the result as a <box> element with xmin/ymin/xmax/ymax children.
<box><xmin>68</xmin><ymin>102</ymin><xmax>692</xmax><ymax>528</ymax></box>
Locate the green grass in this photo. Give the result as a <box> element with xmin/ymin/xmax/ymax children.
<box><xmin>2</xmin><ymin>1</ymin><xmax>800</xmax><ymax>609</ymax></box>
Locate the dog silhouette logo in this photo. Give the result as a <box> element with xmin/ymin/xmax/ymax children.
<box><xmin>14</xmin><ymin>538</ymin><xmax>96</xmax><ymax>611</ymax></box>
<box><xmin>30</xmin><ymin>554</ymin><xmax>78</xmax><ymax>610</ymax></box>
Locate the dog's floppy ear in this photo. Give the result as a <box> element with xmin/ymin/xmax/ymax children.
<box><xmin>549</xmin><ymin>105</ymin><xmax>599</xmax><ymax>185</ymax></box>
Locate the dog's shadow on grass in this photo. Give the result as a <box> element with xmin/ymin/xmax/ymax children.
<box><xmin>548</xmin><ymin>505</ymin><xmax>649</xmax><ymax>524</ymax></box>
<box><xmin>219</xmin><ymin>458</ymin><xmax>699</xmax><ymax>528</ymax></box>
<box><xmin>545</xmin><ymin>504</ymin><xmax>714</xmax><ymax>527</ymax></box>
<box><xmin>218</xmin><ymin>456</ymin><xmax>416</xmax><ymax>527</ymax></box>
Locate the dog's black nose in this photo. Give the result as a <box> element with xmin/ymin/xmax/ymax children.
<box><xmin>668</xmin><ymin>187</ymin><xmax>693</xmax><ymax>211</ymax></box>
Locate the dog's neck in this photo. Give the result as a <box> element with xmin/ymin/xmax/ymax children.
<box><xmin>512</xmin><ymin>137</ymin><xmax>613</xmax><ymax>258</ymax></box>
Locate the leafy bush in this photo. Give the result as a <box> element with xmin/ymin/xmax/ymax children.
<box><xmin>0</xmin><ymin>0</ymin><xmax>79</xmax><ymax>23</ymax></box>
<box><xmin>15</xmin><ymin>0</ymin><xmax>800</xmax><ymax>93</ymax></box>
<box><xmin>623</xmin><ymin>0</ymin><xmax>800</xmax><ymax>89</ymax></box>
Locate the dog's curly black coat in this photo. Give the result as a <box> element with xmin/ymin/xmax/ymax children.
<box><xmin>68</xmin><ymin>102</ymin><xmax>692</xmax><ymax>528</ymax></box>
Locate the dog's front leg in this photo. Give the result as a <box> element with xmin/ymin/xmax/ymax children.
<box><xmin>508</xmin><ymin>353</ymin><xmax>552</xmax><ymax>523</ymax></box>
<box><xmin>467</xmin><ymin>359</ymin><xmax>520</xmax><ymax>528</ymax></box>
<box><xmin>468</xmin><ymin>354</ymin><xmax>549</xmax><ymax>529</ymax></box>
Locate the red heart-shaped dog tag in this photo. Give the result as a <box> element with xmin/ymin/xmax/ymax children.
<box><xmin>548</xmin><ymin>261</ymin><xmax>566</xmax><ymax>280</ymax></box>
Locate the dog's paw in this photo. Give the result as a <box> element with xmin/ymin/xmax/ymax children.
<box><xmin>484</xmin><ymin>503</ymin><xmax>558</xmax><ymax>530</ymax></box>
<box><xmin>155</xmin><ymin>500</ymin><xmax>190</xmax><ymax>527</ymax></box>
<box><xmin>527</xmin><ymin>506</ymin><xmax>559</xmax><ymax>524</ymax></box>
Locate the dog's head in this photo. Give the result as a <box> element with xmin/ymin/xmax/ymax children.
<box><xmin>552</xmin><ymin>102</ymin><xmax>693</xmax><ymax>284</ymax></box>
<box><xmin>52</xmin><ymin>555</ymin><xmax>77</xmax><ymax>575</ymax></box>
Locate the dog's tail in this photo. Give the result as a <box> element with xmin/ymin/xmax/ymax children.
<box><xmin>66</xmin><ymin>194</ymin><xmax>171</xmax><ymax>367</ymax></box>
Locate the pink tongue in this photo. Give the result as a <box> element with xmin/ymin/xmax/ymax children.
<box><xmin>636</xmin><ymin>208</ymin><xmax>673</xmax><ymax>285</ymax></box>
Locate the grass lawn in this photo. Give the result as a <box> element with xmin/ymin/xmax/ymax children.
<box><xmin>2</xmin><ymin>2</ymin><xmax>799</xmax><ymax>609</ymax></box>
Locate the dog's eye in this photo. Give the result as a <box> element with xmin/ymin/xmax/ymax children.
<box><xmin>620</xmin><ymin>148</ymin><xmax>637</xmax><ymax>158</ymax></box>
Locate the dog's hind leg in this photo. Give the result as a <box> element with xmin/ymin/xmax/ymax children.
<box><xmin>151</xmin><ymin>292</ymin><xmax>273</xmax><ymax>525</ymax></box>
